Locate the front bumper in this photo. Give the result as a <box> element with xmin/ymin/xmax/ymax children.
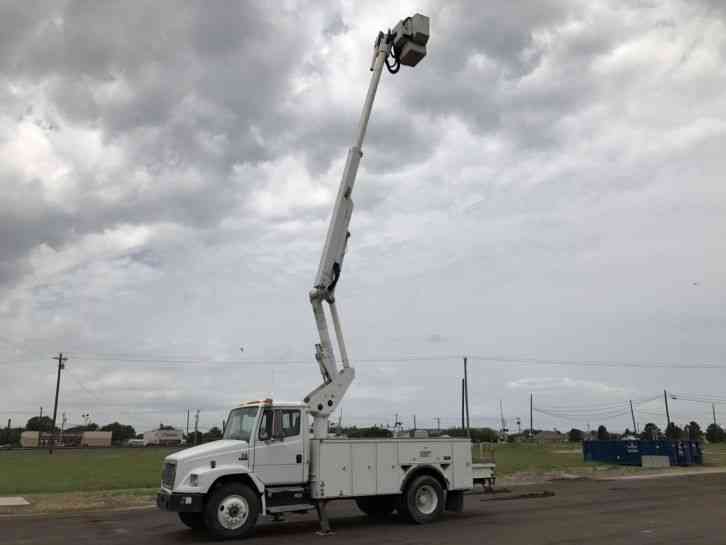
<box><xmin>157</xmin><ymin>490</ymin><xmax>204</xmax><ymax>512</ymax></box>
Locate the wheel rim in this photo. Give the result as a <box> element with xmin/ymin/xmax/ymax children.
<box><xmin>415</xmin><ymin>484</ymin><xmax>438</xmax><ymax>515</ymax></box>
<box><xmin>217</xmin><ymin>494</ymin><xmax>249</xmax><ymax>530</ymax></box>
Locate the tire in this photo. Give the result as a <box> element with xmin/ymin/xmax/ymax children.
<box><xmin>178</xmin><ymin>511</ymin><xmax>206</xmax><ymax>530</ymax></box>
<box><xmin>355</xmin><ymin>495</ymin><xmax>397</xmax><ymax>518</ymax></box>
<box><xmin>203</xmin><ymin>482</ymin><xmax>259</xmax><ymax>540</ymax></box>
<box><xmin>399</xmin><ymin>475</ymin><xmax>444</xmax><ymax>524</ymax></box>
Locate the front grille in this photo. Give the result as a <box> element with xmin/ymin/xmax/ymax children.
<box><xmin>161</xmin><ymin>462</ymin><xmax>176</xmax><ymax>489</ymax></box>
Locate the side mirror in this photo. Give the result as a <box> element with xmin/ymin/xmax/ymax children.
<box><xmin>259</xmin><ymin>430</ymin><xmax>269</xmax><ymax>441</ymax></box>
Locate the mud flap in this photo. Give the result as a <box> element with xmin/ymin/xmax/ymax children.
<box><xmin>445</xmin><ymin>490</ymin><xmax>464</xmax><ymax>512</ymax></box>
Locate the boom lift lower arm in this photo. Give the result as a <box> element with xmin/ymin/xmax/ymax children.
<box><xmin>303</xmin><ymin>15</ymin><xmax>430</xmax><ymax>439</ymax></box>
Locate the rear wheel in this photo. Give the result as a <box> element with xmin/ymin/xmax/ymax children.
<box><xmin>399</xmin><ymin>475</ymin><xmax>444</xmax><ymax>524</ymax></box>
<box><xmin>203</xmin><ymin>482</ymin><xmax>259</xmax><ymax>540</ymax></box>
<box><xmin>355</xmin><ymin>495</ymin><xmax>397</xmax><ymax>518</ymax></box>
<box><xmin>178</xmin><ymin>511</ymin><xmax>205</xmax><ymax>530</ymax></box>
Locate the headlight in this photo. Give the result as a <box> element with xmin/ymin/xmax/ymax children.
<box><xmin>189</xmin><ymin>474</ymin><xmax>199</xmax><ymax>487</ymax></box>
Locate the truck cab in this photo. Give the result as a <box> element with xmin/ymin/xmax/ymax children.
<box><xmin>157</xmin><ymin>400</ymin><xmax>312</xmax><ymax>536</ymax></box>
<box><xmin>157</xmin><ymin>399</ymin><xmax>478</xmax><ymax>539</ymax></box>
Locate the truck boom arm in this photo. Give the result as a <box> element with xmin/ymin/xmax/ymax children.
<box><xmin>304</xmin><ymin>32</ymin><xmax>391</xmax><ymax>438</ymax></box>
<box><xmin>304</xmin><ymin>16</ymin><xmax>429</xmax><ymax>439</ymax></box>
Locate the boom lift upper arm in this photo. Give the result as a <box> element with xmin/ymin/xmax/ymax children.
<box><xmin>304</xmin><ymin>15</ymin><xmax>430</xmax><ymax>439</ymax></box>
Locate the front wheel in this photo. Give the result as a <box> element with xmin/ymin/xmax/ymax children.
<box><xmin>399</xmin><ymin>475</ymin><xmax>444</xmax><ymax>524</ymax></box>
<box><xmin>178</xmin><ymin>511</ymin><xmax>205</xmax><ymax>530</ymax></box>
<box><xmin>203</xmin><ymin>483</ymin><xmax>259</xmax><ymax>540</ymax></box>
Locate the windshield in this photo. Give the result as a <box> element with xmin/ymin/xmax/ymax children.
<box><xmin>223</xmin><ymin>406</ymin><xmax>259</xmax><ymax>441</ymax></box>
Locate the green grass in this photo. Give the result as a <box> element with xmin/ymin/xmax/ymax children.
<box><xmin>703</xmin><ymin>443</ymin><xmax>726</xmax><ymax>467</ymax></box>
<box><xmin>473</xmin><ymin>442</ymin><xmax>589</xmax><ymax>476</ymax></box>
<box><xmin>474</xmin><ymin>442</ymin><xmax>726</xmax><ymax>477</ymax></box>
<box><xmin>0</xmin><ymin>448</ymin><xmax>177</xmax><ymax>494</ymax></box>
<box><xmin>3</xmin><ymin>442</ymin><xmax>726</xmax><ymax>496</ymax></box>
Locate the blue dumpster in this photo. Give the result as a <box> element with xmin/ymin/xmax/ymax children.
<box><xmin>583</xmin><ymin>439</ymin><xmax>703</xmax><ymax>467</ymax></box>
<box><xmin>582</xmin><ymin>440</ymin><xmax>641</xmax><ymax>465</ymax></box>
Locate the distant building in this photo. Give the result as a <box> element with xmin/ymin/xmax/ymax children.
<box><xmin>20</xmin><ymin>431</ymin><xmax>39</xmax><ymax>447</ymax></box>
<box><xmin>81</xmin><ymin>431</ymin><xmax>112</xmax><ymax>447</ymax></box>
<box><xmin>534</xmin><ymin>430</ymin><xmax>565</xmax><ymax>443</ymax></box>
<box><xmin>19</xmin><ymin>430</ymin><xmax>111</xmax><ymax>448</ymax></box>
<box><xmin>143</xmin><ymin>428</ymin><xmax>184</xmax><ymax>446</ymax></box>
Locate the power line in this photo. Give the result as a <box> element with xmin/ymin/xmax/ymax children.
<box><xmin>469</xmin><ymin>355</ymin><xmax>726</xmax><ymax>370</ymax></box>
<box><xmin>669</xmin><ymin>392</ymin><xmax>726</xmax><ymax>404</ymax></box>
<box><xmin>4</xmin><ymin>351</ymin><xmax>726</xmax><ymax>370</ymax></box>
<box><xmin>534</xmin><ymin>406</ymin><xmax>632</xmax><ymax>424</ymax></box>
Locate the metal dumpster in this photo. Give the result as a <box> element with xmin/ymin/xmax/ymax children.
<box><xmin>582</xmin><ymin>440</ymin><xmax>641</xmax><ymax>466</ymax></box>
<box><xmin>583</xmin><ymin>439</ymin><xmax>703</xmax><ymax>467</ymax></box>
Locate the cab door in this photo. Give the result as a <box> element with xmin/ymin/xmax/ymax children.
<box><xmin>253</xmin><ymin>408</ymin><xmax>305</xmax><ymax>485</ymax></box>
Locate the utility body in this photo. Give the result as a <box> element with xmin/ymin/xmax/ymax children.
<box><xmin>156</xmin><ymin>14</ymin><xmax>495</xmax><ymax>539</ymax></box>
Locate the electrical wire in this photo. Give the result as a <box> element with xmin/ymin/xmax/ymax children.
<box><xmin>536</xmin><ymin>396</ymin><xmax>661</xmax><ymax>415</ymax></box>
<box><xmin>533</xmin><ymin>406</ymin><xmax>632</xmax><ymax>424</ymax></box>
<box><xmin>469</xmin><ymin>355</ymin><xmax>726</xmax><ymax>370</ymax></box>
<box><xmin>5</xmin><ymin>352</ymin><xmax>725</xmax><ymax>370</ymax></box>
<box><xmin>669</xmin><ymin>392</ymin><xmax>726</xmax><ymax>404</ymax></box>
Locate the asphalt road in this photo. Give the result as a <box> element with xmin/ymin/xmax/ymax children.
<box><xmin>3</xmin><ymin>474</ymin><xmax>725</xmax><ymax>545</ymax></box>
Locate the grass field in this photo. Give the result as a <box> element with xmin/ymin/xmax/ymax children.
<box><xmin>474</xmin><ymin>442</ymin><xmax>589</xmax><ymax>476</ymax></box>
<box><xmin>703</xmin><ymin>443</ymin><xmax>726</xmax><ymax>467</ymax></box>
<box><xmin>0</xmin><ymin>448</ymin><xmax>175</xmax><ymax>494</ymax></box>
<box><xmin>2</xmin><ymin>442</ymin><xmax>726</xmax><ymax>496</ymax></box>
<box><xmin>476</xmin><ymin>442</ymin><xmax>726</xmax><ymax>477</ymax></box>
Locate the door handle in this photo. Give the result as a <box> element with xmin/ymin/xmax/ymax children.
<box><xmin>296</xmin><ymin>454</ymin><xmax>302</xmax><ymax>464</ymax></box>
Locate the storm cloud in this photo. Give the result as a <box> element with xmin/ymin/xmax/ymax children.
<box><xmin>1</xmin><ymin>0</ymin><xmax>725</xmax><ymax>434</ymax></box>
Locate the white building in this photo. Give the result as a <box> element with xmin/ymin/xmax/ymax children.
<box><xmin>143</xmin><ymin>428</ymin><xmax>184</xmax><ymax>446</ymax></box>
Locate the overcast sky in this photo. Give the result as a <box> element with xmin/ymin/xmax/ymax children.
<box><xmin>2</xmin><ymin>0</ymin><xmax>725</xmax><ymax>435</ymax></box>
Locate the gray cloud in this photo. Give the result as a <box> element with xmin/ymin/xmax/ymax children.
<box><xmin>1</xmin><ymin>1</ymin><xmax>725</xmax><ymax>433</ymax></box>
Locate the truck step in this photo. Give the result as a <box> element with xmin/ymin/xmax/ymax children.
<box><xmin>267</xmin><ymin>503</ymin><xmax>315</xmax><ymax>514</ymax></box>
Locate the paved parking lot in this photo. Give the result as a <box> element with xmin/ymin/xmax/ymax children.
<box><xmin>3</xmin><ymin>474</ymin><xmax>725</xmax><ymax>545</ymax></box>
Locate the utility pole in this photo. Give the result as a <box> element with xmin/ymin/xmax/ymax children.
<box><xmin>194</xmin><ymin>409</ymin><xmax>200</xmax><ymax>445</ymax></box>
<box><xmin>463</xmin><ymin>356</ymin><xmax>470</xmax><ymax>433</ymax></box>
<box><xmin>186</xmin><ymin>409</ymin><xmax>190</xmax><ymax>436</ymax></box>
<box><xmin>461</xmin><ymin>379</ymin><xmax>465</xmax><ymax>430</ymax></box>
<box><xmin>5</xmin><ymin>418</ymin><xmax>10</xmax><ymax>445</ymax></box>
<box><xmin>516</xmin><ymin>417</ymin><xmax>521</xmax><ymax>434</ymax></box>
<box><xmin>529</xmin><ymin>393</ymin><xmax>534</xmax><ymax>440</ymax></box>
<box><xmin>49</xmin><ymin>352</ymin><xmax>67</xmax><ymax>454</ymax></box>
<box><xmin>663</xmin><ymin>389</ymin><xmax>671</xmax><ymax>429</ymax></box>
<box><xmin>394</xmin><ymin>413</ymin><xmax>402</xmax><ymax>436</ymax></box>
<box><xmin>713</xmin><ymin>403</ymin><xmax>717</xmax><ymax>427</ymax></box>
<box><xmin>629</xmin><ymin>400</ymin><xmax>638</xmax><ymax>434</ymax></box>
<box><xmin>39</xmin><ymin>407</ymin><xmax>43</xmax><ymax>418</ymax></box>
<box><xmin>435</xmin><ymin>417</ymin><xmax>440</xmax><ymax>431</ymax></box>
<box><xmin>60</xmin><ymin>413</ymin><xmax>67</xmax><ymax>445</ymax></box>
<box><xmin>499</xmin><ymin>400</ymin><xmax>507</xmax><ymax>435</ymax></box>
<box><xmin>412</xmin><ymin>414</ymin><xmax>416</xmax><ymax>431</ymax></box>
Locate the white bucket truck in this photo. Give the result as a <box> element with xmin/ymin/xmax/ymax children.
<box><xmin>156</xmin><ymin>14</ymin><xmax>493</xmax><ymax>539</ymax></box>
<box><xmin>157</xmin><ymin>398</ymin><xmax>475</xmax><ymax>538</ymax></box>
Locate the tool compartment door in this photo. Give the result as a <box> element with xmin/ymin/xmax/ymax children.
<box><xmin>317</xmin><ymin>442</ymin><xmax>352</xmax><ymax>497</ymax></box>
<box><xmin>452</xmin><ymin>440</ymin><xmax>473</xmax><ymax>489</ymax></box>
<box><xmin>351</xmin><ymin>442</ymin><xmax>377</xmax><ymax>496</ymax></box>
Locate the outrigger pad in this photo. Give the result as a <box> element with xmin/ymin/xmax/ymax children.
<box><xmin>315</xmin><ymin>500</ymin><xmax>335</xmax><ymax>536</ymax></box>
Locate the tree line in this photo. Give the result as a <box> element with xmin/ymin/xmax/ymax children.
<box><xmin>568</xmin><ymin>420</ymin><xmax>725</xmax><ymax>443</ymax></box>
